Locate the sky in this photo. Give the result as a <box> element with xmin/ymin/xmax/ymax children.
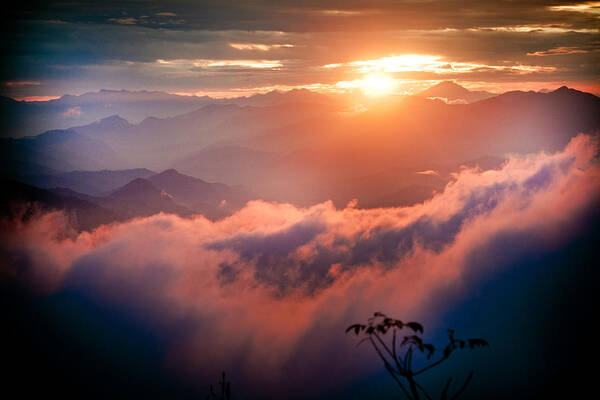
<box><xmin>2</xmin><ymin>1</ymin><xmax>599</xmax><ymax>100</ymax></box>
<box><xmin>2</xmin><ymin>3</ymin><xmax>600</xmax><ymax>398</ymax></box>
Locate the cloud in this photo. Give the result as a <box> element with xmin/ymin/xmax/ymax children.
<box><xmin>332</xmin><ymin>54</ymin><xmax>558</xmax><ymax>76</ymax></box>
<box><xmin>416</xmin><ymin>170</ymin><xmax>440</xmax><ymax>176</ymax></box>
<box><xmin>3</xmin><ymin>81</ymin><xmax>41</xmax><ymax>87</ymax></box>
<box><xmin>1</xmin><ymin>135</ymin><xmax>599</xmax><ymax>396</ymax></box>
<box><xmin>548</xmin><ymin>2</ymin><xmax>600</xmax><ymax>15</ymax></box>
<box><xmin>61</xmin><ymin>106</ymin><xmax>82</xmax><ymax>117</ymax></box>
<box><xmin>527</xmin><ymin>46</ymin><xmax>589</xmax><ymax>56</ymax></box>
<box><xmin>229</xmin><ymin>43</ymin><xmax>294</xmax><ymax>51</ymax></box>
<box><xmin>154</xmin><ymin>58</ymin><xmax>284</xmax><ymax>70</ymax></box>
<box><xmin>108</xmin><ymin>17</ymin><xmax>140</xmax><ymax>25</ymax></box>
<box><xmin>426</xmin><ymin>96</ymin><xmax>469</xmax><ymax>104</ymax></box>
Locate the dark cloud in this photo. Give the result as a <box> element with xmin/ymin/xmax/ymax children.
<box><xmin>6</xmin><ymin>1</ymin><xmax>600</xmax><ymax>32</ymax></box>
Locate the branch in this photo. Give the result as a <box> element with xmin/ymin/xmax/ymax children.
<box><xmin>450</xmin><ymin>372</ymin><xmax>473</xmax><ymax>400</ymax></box>
<box><xmin>391</xmin><ymin>328</ymin><xmax>407</xmax><ymax>375</ymax></box>
<box><xmin>414</xmin><ymin>379</ymin><xmax>433</xmax><ymax>400</ymax></box>
<box><xmin>385</xmin><ymin>363</ymin><xmax>414</xmax><ymax>400</ymax></box>
<box><xmin>392</xmin><ymin>328</ymin><xmax>398</xmax><ymax>361</ymax></box>
<box><xmin>413</xmin><ymin>355</ymin><xmax>449</xmax><ymax>376</ymax></box>
<box><xmin>372</xmin><ymin>332</ymin><xmax>395</xmax><ymax>360</ymax></box>
<box><xmin>369</xmin><ymin>337</ymin><xmax>401</xmax><ymax>375</ymax></box>
<box><xmin>440</xmin><ymin>378</ymin><xmax>453</xmax><ymax>400</ymax></box>
<box><xmin>403</xmin><ymin>345</ymin><xmax>411</xmax><ymax>371</ymax></box>
<box><xmin>370</xmin><ymin>338</ymin><xmax>413</xmax><ymax>400</ymax></box>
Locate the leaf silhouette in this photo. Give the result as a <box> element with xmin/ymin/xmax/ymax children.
<box><xmin>345</xmin><ymin>324</ymin><xmax>364</xmax><ymax>335</ymax></box>
<box><xmin>423</xmin><ymin>343</ymin><xmax>435</xmax><ymax>359</ymax></box>
<box><xmin>468</xmin><ymin>338</ymin><xmax>489</xmax><ymax>348</ymax></box>
<box><xmin>406</xmin><ymin>322</ymin><xmax>424</xmax><ymax>334</ymax></box>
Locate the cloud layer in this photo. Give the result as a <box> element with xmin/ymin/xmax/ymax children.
<box><xmin>1</xmin><ymin>134</ymin><xmax>599</xmax><ymax>397</ymax></box>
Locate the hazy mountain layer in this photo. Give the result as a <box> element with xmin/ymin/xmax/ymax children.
<box><xmin>2</xmin><ymin>86</ymin><xmax>599</xmax><ymax>209</ymax></box>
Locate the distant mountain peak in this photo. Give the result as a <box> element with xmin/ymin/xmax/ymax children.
<box><xmin>111</xmin><ymin>178</ymin><xmax>159</xmax><ymax>198</ymax></box>
<box><xmin>93</xmin><ymin>114</ymin><xmax>131</xmax><ymax>129</ymax></box>
<box><xmin>434</xmin><ymin>81</ymin><xmax>468</xmax><ymax>90</ymax></box>
<box><xmin>99</xmin><ymin>114</ymin><xmax>128</xmax><ymax>122</ymax></box>
<box><xmin>151</xmin><ymin>168</ymin><xmax>209</xmax><ymax>185</ymax></box>
<box><xmin>551</xmin><ymin>86</ymin><xmax>578</xmax><ymax>95</ymax></box>
<box><xmin>418</xmin><ymin>81</ymin><xmax>496</xmax><ymax>103</ymax></box>
<box><xmin>156</xmin><ymin>168</ymin><xmax>180</xmax><ymax>176</ymax></box>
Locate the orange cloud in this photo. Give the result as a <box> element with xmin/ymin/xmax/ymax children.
<box><xmin>527</xmin><ymin>46</ymin><xmax>589</xmax><ymax>56</ymax></box>
<box><xmin>548</xmin><ymin>2</ymin><xmax>600</xmax><ymax>14</ymax></box>
<box><xmin>328</xmin><ymin>54</ymin><xmax>557</xmax><ymax>75</ymax></box>
<box><xmin>13</xmin><ymin>95</ymin><xmax>60</xmax><ymax>102</ymax></box>
<box><xmin>1</xmin><ymin>135</ymin><xmax>598</xmax><ymax>396</ymax></box>
<box><xmin>3</xmin><ymin>81</ymin><xmax>41</xmax><ymax>87</ymax></box>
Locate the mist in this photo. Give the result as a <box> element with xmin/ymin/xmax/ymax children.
<box><xmin>2</xmin><ymin>134</ymin><xmax>598</xmax><ymax>398</ymax></box>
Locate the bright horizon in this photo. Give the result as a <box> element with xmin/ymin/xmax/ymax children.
<box><xmin>10</xmin><ymin>80</ymin><xmax>599</xmax><ymax>103</ymax></box>
<box><xmin>3</xmin><ymin>2</ymin><xmax>599</xmax><ymax>101</ymax></box>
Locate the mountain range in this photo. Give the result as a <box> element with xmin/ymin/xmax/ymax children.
<box><xmin>2</xmin><ymin>84</ymin><xmax>599</xmax><ymax>218</ymax></box>
<box><xmin>0</xmin><ymin>88</ymin><xmax>338</xmax><ymax>139</ymax></box>
<box><xmin>1</xmin><ymin>167</ymin><xmax>258</xmax><ymax>230</ymax></box>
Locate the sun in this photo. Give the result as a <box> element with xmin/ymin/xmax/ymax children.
<box><xmin>360</xmin><ymin>73</ymin><xmax>398</xmax><ymax>96</ymax></box>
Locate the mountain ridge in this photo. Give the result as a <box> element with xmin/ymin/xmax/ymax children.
<box><xmin>417</xmin><ymin>81</ymin><xmax>497</xmax><ymax>104</ymax></box>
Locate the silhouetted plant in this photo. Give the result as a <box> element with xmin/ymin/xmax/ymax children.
<box><xmin>346</xmin><ymin>312</ymin><xmax>488</xmax><ymax>400</ymax></box>
<box><xmin>206</xmin><ymin>371</ymin><xmax>231</xmax><ymax>400</ymax></box>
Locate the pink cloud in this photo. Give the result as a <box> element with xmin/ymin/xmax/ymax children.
<box><xmin>1</xmin><ymin>134</ymin><xmax>598</xmax><ymax>396</ymax></box>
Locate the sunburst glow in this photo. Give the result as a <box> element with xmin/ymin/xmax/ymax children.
<box><xmin>334</xmin><ymin>73</ymin><xmax>399</xmax><ymax>96</ymax></box>
<box><xmin>360</xmin><ymin>74</ymin><xmax>398</xmax><ymax>96</ymax></box>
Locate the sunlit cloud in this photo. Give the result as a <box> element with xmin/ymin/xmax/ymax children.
<box><xmin>156</xmin><ymin>58</ymin><xmax>283</xmax><ymax>69</ymax></box>
<box><xmin>2</xmin><ymin>135</ymin><xmax>598</xmax><ymax>396</ymax></box>
<box><xmin>320</xmin><ymin>9</ymin><xmax>366</xmax><ymax>17</ymax></box>
<box><xmin>202</xmin><ymin>60</ymin><xmax>283</xmax><ymax>69</ymax></box>
<box><xmin>473</xmin><ymin>25</ymin><xmax>599</xmax><ymax>33</ymax></box>
<box><xmin>335</xmin><ymin>73</ymin><xmax>399</xmax><ymax>96</ymax></box>
<box><xmin>348</xmin><ymin>55</ymin><xmax>444</xmax><ymax>73</ymax></box>
<box><xmin>326</xmin><ymin>54</ymin><xmax>558</xmax><ymax>76</ymax></box>
<box><xmin>3</xmin><ymin>81</ymin><xmax>41</xmax><ymax>87</ymax></box>
<box><xmin>416</xmin><ymin>170</ymin><xmax>440</xmax><ymax>176</ymax></box>
<box><xmin>108</xmin><ymin>17</ymin><xmax>139</xmax><ymax>25</ymax></box>
<box><xmin>426</xmin><ymin>97</ymin><xmax>468</xmax><ymax>104</ymax></box>
<box><xmin>155</xmin><ymin>12</ymin><xmax>177</xmax><ymax>16</ymax></box>
<box><xmin>527</xmin><ymin>46</ymin><xmax>589</xmax><ymax>56</ymax></box>
<box><xmin>13</xmin><ymin>96</ymin><xmax>61</xmax><ymax>102</ymax></box>
<box><xmin>548</xmin><ymin>1</ymin><xmax>600</xmax><ymax>14</ymax></box>
<box><xmin>61</xmin><ymin>106</ymin><xmax>82</xmax><ymax>117</ymax></box>
<box><xmin>229</xmin><ymin>43</ymin><xmax>294</xmax><ymax>51</ymax></box>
